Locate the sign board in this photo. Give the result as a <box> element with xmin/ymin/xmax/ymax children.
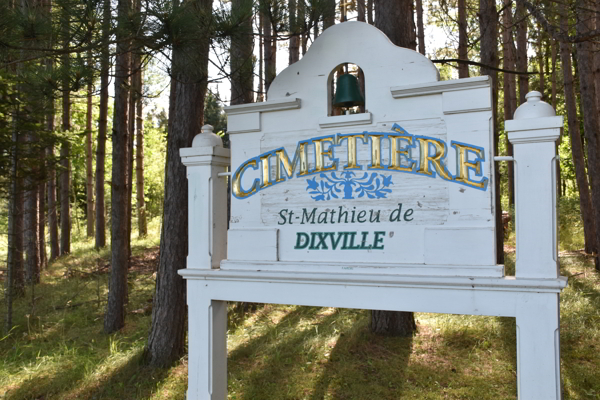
<box><xmin>224</xmin><ymin>22</ymin><xmax>499</xmax><ymax>277</ymax></box>
<box><xmin>179</xmin><ymin>21</ymin><xmax>567</xmax><ymax>400</ymax></box>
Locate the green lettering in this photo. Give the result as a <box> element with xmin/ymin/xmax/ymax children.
<box><xmin>301</xmin><ymin>208</ymin><xmax>317</xmax><ymax>224</ymax></box>
<box><xmin>373</xmin><ymin>231</ymin><xmax>385</xmax><ymax>250</ymax></box>
<box><xmin>294</xmin><ymin>232</ymin><xmax>310</xmax><ymax>249</ymax></box>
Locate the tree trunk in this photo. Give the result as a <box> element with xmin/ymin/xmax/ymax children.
<box><xmin>135</xmin><ymin>55</ymin><xmax>147</xmax><ymax>237</ymax></box>
<box><xmin>371</xmin><ymin>310</ymin><xmax>417</xmax><ymax>336</ymax></box>
<box><xmin>263</xmin><ymin>9</ymin><xmax>276</xmax><ymax>93</ymax></box>
<box><xmin>38</xmin><ymin>178</ymin><xmax>47</xmax><ymax>270</ymax></box>
<box><xmin>95</xmin><ymin>0</ymin><xmax>110</xmax><ymax>249</ymax></box>
<box><xmin>258</xmin><ymin>11</ymin><xmax>264</xmax><ymax>101</ymax></box>
<box><xmin>289</xmin><ymin>0</ymin><xmax>300</xmax><ymax>64</ymax></box>
<box><xmin>5</xmin><ymin>114</ymin><xmax>19</xmax><ymax>333</ymax></box>
<box><xmin>127</xmin><ymin>48</ymin><xmax>135</xmax><ymax>260</ymax></box>
<box><xmin>479</xmin><ymin>0</ymin><xmax>503</xmax><ymax>265</ymax></box>
<box><xmin>357</xmin><ymin>0</ymin><xmax>365</xmax><ymax>22</ymax></box>
<box><xmin>371</xmin><ymin>0</ymin><xmax>418</xmax><ymax>336</ymax></box>
<box><xmin>367</xmin><ymin>0</ymin><xmax>373</xmax><ymax>25</ymax></box>
<box><xmin>559</xmin><ymin>3</ymin><xmax>596</xmax><ymax>254</ymax></box>
<box><xmin>231</xmin><ymin>0</ymin><xmax>254</xmax><ymax>104</ymax></box>
<box><xmin>375</xmin><ymin>0</ymin><xmax>417</xmax><ymax>50</ymax></box>
<box><xmin>551</xmin><ymin>40</ymin><xmax>561</xmax><ymax>197</ymax></box>
<box><xmin>416</xmin><ymin>0</ymin><xmax>425</xmax><ymax>55</ymax></box>
<box><xmin>458</xmin><ymin>0</ymin><xmax>469</xmax><ymax>78</ymax></box>
<box><xmin>86</xmin><ymin>65</ymin><xmax>94</xmax><ymax>238</ymax></box>
<box><xmin>515</xmin><ymin>0</ymin><xmax>528</xmax><ymax>104</ymax></box>
<box><xmin>105</xmin><ymin>0</ymin><xmax>132</xmax><ymax>333</ymax></box>
<box><xmin>145</xmin><ymin>0</ymin><xmax>213</xmax><ymax>367</ymax></box>
<box><xmin>575</xmin><ymin>0</ymin><xmax>600</xmax><ymax>270</ymax></box>
<box><xmin>24</xmin><ymin>140</ymin><xmax>40</xmax><ymax>283</ymax></box>
<box><xmin>538</xmin><ymin>32</ymin><xmax>545</xmax><ymax>98</ymax></box>
<box><xmin>14</xmin><ymin>130</ymin><xmax>25</xmax><ymax>297</ymax></box>
<box><xmin>47</xmin><ymin>145</ymin><xmax>59</xmax><ymax>260</ymax></box>
<box><xmin>502</xmin><ymin>0</ymin><xmax>515</xmax><ymax>207</ymax></box>
<box><xmin>323</xmin><ymin>0</ymin><xmax>335</xmax><ymax>28</ymax></box>
<box><xmin>60</xmin><ymin>7</ymin><xmax>70</xmax><ymax>256</ymax></box>
<box><xmin>60</xmin><ymin>136</ymin><xmax>70</xmax><ymax>255</ymax></box>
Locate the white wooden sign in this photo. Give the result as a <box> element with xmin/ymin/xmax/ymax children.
<box><xmin>179</xmin><ymin>22</ymin><xmax>567</xmax><ymax>400</ymax></box>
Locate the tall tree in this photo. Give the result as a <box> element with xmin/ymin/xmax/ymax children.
<box><xmin>263</xmin><ymin>4</ymin><xmax>276</xmax><ymax>92</ymax></box>
<box><xmin>502</xmin><ymin>0</ymin><xmax>516</xmax><ymax>206</ymax></box>
<box><xmin>230</xmin><ymin>0</ymin><xmax>254</xmax><ymax>104</ymax></box>
<box><xmin>375</xmin><ymin>0</ymin><xmax>416</xmax><ymax>50</ymax></box>
<box><xmin>86</xmin><ymin>56</ymin><xmax>94</xmax><ymax>239</ymax></box>
<box><xmin>289</xmin><ymin>0</ymin><xmax>300</xmax><ymax>64</ymax></box>
<box><xmin>416</xmin><ymin>0</ymin><xmax>425</xmax><ymax>55</ymax></box>
<box><xmin>60</xmin><ymin>3</ymin><xmax>71</xmax><ymax>256</ymax></box>
<box><xmin>575</xmin><ymin>0</ymin><xmax>600</xmax><ymax>270</ymax></box>
<box><xmin>479</xmin><ymin>0</ymin><xmax>503</xmax><ymax>265</ymax></box>
<box><xmin>105</xmin><ymin>0</ymin><xmax>132</xmax><ymax>333</ymax></box>
<box><xmin>559</xmin><ymin>0</ymin><xmax>596</xmax><ymax>255</ymax></box>
<box><xmin>146</xmin><ymin>0</ymin><xmax>213</xmax><ymax>366</ymax></box>
<box><xmin>458</xmin><ymin>0</ymin><xmax>469</xmax><ymax>78</ymax></box>
<box><xmin>135</xmin><ymin>55</ymin><xmax>147</xmax><ymax>237</ymax></box>
<box><xmin>371</xmin><ymin>0</ymin><xmax>418</xmax><ymax>336</ymax></box>
<box><xmin>95</xmin><ymin>0</ymin><xmax>110</xmax><ymax>249</ymax></box>
<box><xmin>515</xmin><ymin>0</ymin><xmax>528</xmax><ymax>103</ymax></box>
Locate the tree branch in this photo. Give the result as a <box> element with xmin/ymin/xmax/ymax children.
<box><xmin>431</xmin><ymin>58</ymin><xmax>537</xmax><ymax>74</ymax></box>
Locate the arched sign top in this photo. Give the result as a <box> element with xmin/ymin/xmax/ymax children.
<box><xmin>267</xmin><ymin>21</ymin><xmax>439</xmax><ymax>106</ymax></box>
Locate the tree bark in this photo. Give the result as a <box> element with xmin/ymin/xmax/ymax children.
<box><xmin>24</xmin><ymin>138</ymin><xmax>40</xmax><ymax>283</ymax></box>
<box><xmin>60</xmin><ymin>139</ymin><xmax>70</xmax><ymax>254</ymax></box>
<box><xmin>86</xmin><ymin>65</ymin><xmax>94</xmax><ymax>238</ymax></box>
<box><xmin>60</xmin><ymin>6</ymin><xmax>70</xmax><ymax>256</ymax></box>
<box><xmin>515</xmin><ymin>0</ymin><xmax>528</xmax><ymax>104</ymax></box>
<box><xmin>47</xmin><ymin>145</ymin><xmax>59</xmax><ymax>260</ymax></box>
<box><xmin>289</xmin><ymin>0</ymin><xmax>300</xmax><ymax>64</ymax></box>
<box><xmin>105</xmin><ymin>0</ymin><xmax>132</xmax><ymax>333</ymax></box>
<box><xmin>375</xmin><ymin>0</ymin><xmax>417</xmax><ymax>50</ymax></box>
<box><xmin>479</xmin><ymin>0</ymin><xmax>503</xmax><ymax>265</ymax></box>
<box><xmin>458</xmin><ymin>0</ymin><xmax>469</xmax><ymax>78</ymax></box>
<box><xmin>559</xmin><ymin>2</ymin><xmax>596</xmax><ymax>254</ymax></box>
<box><xmin>95</xmin><ymin>0</ymin><xmax>110</xmax><ymax>249</ymax></box>
<box><xmin>258</xmin><ymin>11</ymin><xmax>264</xmax><ymax>101</ymax></box>
<box><xmin>371</xmin><ymin>0</ymin><xmax>418</xmax><ymax>336</ymax></box>
<box><xmin>367</xmin><ymin>0</ymin><xmax>373</xmax><ymax>25</ymax></box>
<box><xmin>323</xmin><ymin>0</ymin><xmax>335</xmax><ymax>28</ymax></box>
<box><xmin>263</xmin><ymin>8</ymin><xmax>276</xmax><ymax>93</ymax></box>
<box><xmin>5</xmin><ymin>114</ymin><xmax>19</xmax><ymax>333</ymax></box>
<box><xmin>416</xmin><ymin>0</ymin><xmax>425</xmax><ymax>55</ymax></box>
<box><xmin>135</xmin><ymin>55</ymin><xmax>147</xmax><ymax>237</ymax></box>
<box><xmin>231</xmin><ymin>0</ymin><xmax>255</xmax><ymax>104</ymax></box>
<box><xmin>502</xmin><ymin>0</ymin><xmax>516</xmax><ymax>207</ymax></box>
<box><xmin>575</xmin><ymin>0</ymin><xmax>600</xmax><ymax>270</ymax></box>
<box><xmin>357</xmin><ymin>0</ymin><xmax>365</xmax><ymax>22</ymax></box>
<box><xmin>538</xmin><ymin>32</ymin><xmax>545</xmax><ymax>98</ymax></box>
<box><xmin>145</xmin><ymin>0</ymin><xmax>213</xmax><ymax>367</ymax></box>
<box><xmin>38</xmin><ymin>178</ymin><xmax>47</xmax><ymax>270</ymax></box>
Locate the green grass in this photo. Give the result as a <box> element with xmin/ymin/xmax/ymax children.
<box><xmin>0</xmin><ymin>208</ymin><xmax>599</xmax><ymax>399</ymax></box>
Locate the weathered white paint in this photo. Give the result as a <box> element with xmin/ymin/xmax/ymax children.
<box><xmin>179</xmin><ymin>23</ymin><xmax>566</xmax><ymax>400</ymax></box>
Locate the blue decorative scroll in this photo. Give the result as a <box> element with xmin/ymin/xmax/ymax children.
<box><xmin>306</xmin><ymin>171</ymin><xmax>393</xmax><ymax>201</ymax></box>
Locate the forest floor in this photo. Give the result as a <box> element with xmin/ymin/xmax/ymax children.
<box><xmin>1</xmin><ymin>226</ymin><xmax>599</xmax><ymax>399</ymax></box>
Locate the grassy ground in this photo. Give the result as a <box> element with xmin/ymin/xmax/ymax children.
<box><xmin>1</xmin><ymin>217</ymin><xmax>599</xmax><ymax>399</ymax></box>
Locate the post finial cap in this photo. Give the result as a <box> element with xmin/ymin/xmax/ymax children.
<box><xmin>513</xmin><ymin>91</ymin><xmax>556</xmax><ymax>120</ymax></box>
<box><xmin>191</xmin><ymin>124</ymin><xmax>223</xmax><ymax>148</ymax></box>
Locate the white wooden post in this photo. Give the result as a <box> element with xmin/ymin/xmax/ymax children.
<box><xmin>180</xmin><ymin>125</ymin><xmax>230</xmax><ymax>400</ymax></box>
<box><xmin>506</xmin><ymin>91</ymin><xmax>563</xmax><ymax>279</ymax></box>
<box><xmin>506</xmin><ymin>92</ymin><xmax>564</xmax><ymax>400</ymax></box>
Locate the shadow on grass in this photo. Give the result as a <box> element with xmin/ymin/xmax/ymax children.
<box><xmin>5</xmin><ymin>348</ymin><xmax>173</xmax><ymax>400</ymax></box>
<box><xmin>558</xmin><ymin>254</ymin><xmax>600</xmax><ymax>399</ymax></box>
<box><xmin>310</xmin><ymin>318</ymin><xmax>413</xmax><ymax>399</ymax></box>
